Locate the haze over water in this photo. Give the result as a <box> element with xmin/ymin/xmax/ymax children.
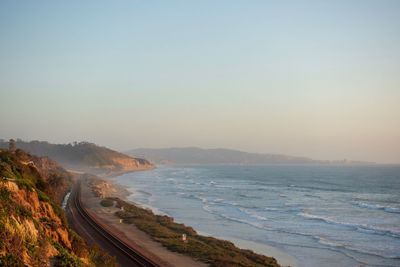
<box><xmin>115</xmin><ymin>165</ymin><xmax>400</xmax><ymax>267</ymax></box>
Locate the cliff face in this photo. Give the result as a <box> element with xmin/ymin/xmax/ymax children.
<box><xmin>109</xmin><ymin>156</ymin><xmax>153</xmax><ymax>171</ymax></box>
<box><xmin>0</xmin><ymin>180</ymin><xmax>71</xmax><ymax>266</ymax></box>
<box><xmin>0</xmin><ymin>149</ymin><xmax>115</xmax><ymax>267</ymax></box>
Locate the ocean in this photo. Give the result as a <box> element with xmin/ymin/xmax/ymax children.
<box><xmin>114</xmin><ymin>165</ymin><xmax>400</xmax><ymax>267</ymax></box>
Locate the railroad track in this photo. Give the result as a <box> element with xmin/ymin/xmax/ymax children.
<box><xmin>72</xmin><ymin>181</ymin><xmax>160</xmax><ymax>267</ymax></box>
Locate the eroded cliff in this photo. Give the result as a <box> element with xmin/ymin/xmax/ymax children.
<box><xmin>0</xmin><ymin>149</ymin><xmax>116</xmax><ymax>267</ymax></box>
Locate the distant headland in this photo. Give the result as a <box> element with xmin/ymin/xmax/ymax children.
<box><xmin>127</xmin><ymin>147</ymin><xmax>375</xmax><ymax>165</ymax></box>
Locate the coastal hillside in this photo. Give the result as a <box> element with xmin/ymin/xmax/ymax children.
<box><xmin>128</xmin><ymin>147</ymin><xmax>372</xmax><ymax>165</ymax></box>
<box><xmin>0</xmin><ymin>149</ymin><xmax>115</xmax><ymax>266</ymax></box>
<box><xmin>0</xmin><ymin>140</ymin><xmax>154</xmax><ymax>174</ymax></box>
<box><xmin>127</xmin><ymin>147</ymin><xmax>320</xmax><ymax>165</ymax></box>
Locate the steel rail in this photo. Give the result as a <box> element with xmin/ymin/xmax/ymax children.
<box><xmin>72</xmin><ymin>181</ymin><xmax>159</xmax><ymax>267</ymax></box>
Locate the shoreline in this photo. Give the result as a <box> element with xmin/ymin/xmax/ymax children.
<box><xmin>81</xmin><ymin>175</ymin><xmax>209</xmax><ymax>267</ymax></box>
<box><xmin>230</xmin><ymin>239</ymin><xmax>298</xmax><ymax>267</ymax></box>
<box><xmin>104</xmin><ymin>172</ymin><xmax>298</xmax><ymax>267</ymax></box>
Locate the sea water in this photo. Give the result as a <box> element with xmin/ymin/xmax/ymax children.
<box><xmin>114</xmin><ymin>165</ymin><xmax>400</xmax><ymax>267</ymax></box>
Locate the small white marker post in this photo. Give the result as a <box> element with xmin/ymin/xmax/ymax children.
<box><xmin>182</xmin><ymin>234</ymin><xmax>188</xmax><ymax>252</ymax></box>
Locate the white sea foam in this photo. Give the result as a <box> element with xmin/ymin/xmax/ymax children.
<box><xmin>264</xmin><ymin>207</ymin><xmax>280</xmax><ymax>211</ymax></box>
<box><xmin>354</xmin><ymin>201</ymin><xmax>400</xmax><ymax>214</ymax></box>
<box><xmin>298</xmin><ymin>211</ymin><xmax>400</xmax><ymax>238</ymax></box>
<box><xmin>240</xmin><ymin>208</ymin><xmax>268</xmax><ymax>221</ymax></box>
<box><xmin>316</xmin><ymin>236</ymin><xmax>345</xmax><ymax>248</ymax></box>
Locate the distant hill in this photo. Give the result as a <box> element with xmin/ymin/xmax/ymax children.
<box><xmin>0</xmin><ymin>140</ymin><xmax>154</xmax><ymax>174</ymax></box>
<box><xmin>126</xmin><ymin>147</ymin><xmax>373</xmax><ymax>165</ymax></box>
<box><xmin>126</xmin><ymin>147</ymin><xmax>322</xmax><ymax>165</ymax></box>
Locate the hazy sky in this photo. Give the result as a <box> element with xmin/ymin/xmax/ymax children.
<box><xmin>0</xmin><ymin>1</ymin><xmax>399</xmax><ymax>163</ymax></box>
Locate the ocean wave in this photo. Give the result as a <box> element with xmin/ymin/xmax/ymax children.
<box><xmin>202</xmin><ymin>204</ymin><xmax>213</xmax><ymax>213</ymax></box>
<box><xmin>238</xmin><ymin>208</ymin><xmax>268</xmax><ymax>221</ymax></box>
<box><xmin>137</xmin><ymin>190</ymin><xmax>152</xmax><ymax>196</ymax></box>
<box><xmin>180</xmin><ymin>192</ymin><xmax>258</xmax><ymax>209</ymax></box>
<box><xmin>120</xmin><ymin>165</ymin><xmax>400</xmax><ymax>265</ymax></box>
<box><xmin>315</xmin><ymin>236</ymin><xmax>400</xmax><ymax>259</ymax></box>
<box><xmin>203</xmin><ymin>206</ymin><xmax>266</xmax><ymax>230</ymax></box>
<box><xmin>214</xmin><ymin>184</ymin><xmax>235</xmax><ymax>189</ymax></box>
<box><xmin>298</xmin><ymin>212</ymin><xmax>400</xmax><ymax>238</ymax></box>
<box><xmin>237</xmin><ymin>193</ymin><xmax>262</xmax><ymax>199</ymax></box>
<box><xmin>304</xmin><ymin>193</ymin><xmax>323</xmax><ymax>200</ymax></box>
<box><xmin>177</xmin><ymin>192</ymin><xmax>205</xmax><ymax>202</ymax></box>
<box><xmin>316</xmin><ymin>236</ymin><xmax>345</xmax><ymax>248</ymax></box>
<box><xmin>220</xmin><ymin>214</ymin><xmax>266</xmax><ymax>229</ymax></box>
<box><xmin>201</xmin><ymin>204</ymin><xmax>400</xmax><ymax>259</ymax></box>
<box><xmin>353</xmin><ymin>201</ymin><xmax>400</xmax><ymax>214</ymax></box>
<box><xmin>202</xmin><ymin>203</ymin><xmax>268</xmax><ymax>228</ymax></box>
<box><xmin>264</xmin><ymin>207</ymin><xmax>280</xmax><ymax>211</ymax></box>
<box><xmin>287</xmin><ymin>184</ymin><xmax>346</xmax><ymax>193</ymax></box>
<box><xmin>166</xmin><ymin>178</ymin><xmax>177</xmax><ymax>184</ymax></box>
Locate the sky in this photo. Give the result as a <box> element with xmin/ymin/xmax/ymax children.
<box><xmin>0</xmin><ymin>1</ymin><xmax>399</xmax><ymax>163</ymax></box>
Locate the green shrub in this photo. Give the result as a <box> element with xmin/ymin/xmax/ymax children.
<box><xmin>38</xmin><ymin>190</ymin><xmax>50</xmax><ymax>202</ymax></box>
<box><xmin>53</xmin><ymin>242</ymin><xmax>84</xmax><ymax>267</ymax></box>
<box><xmin>0</xmin><ymin>187</ymin><xmax>10</xmax><ymax>201</ymax></box>
<box><xmin>89</xmin><ymin>245</ymin><xmax>117</xmax><ymax>267</ymax></box>
<box><xmin>69</xmin><ymin>230</ymin><xmax>89</xmax><ymax>258</ymax></box>
<box><xmin>135</xmin><ymin>219</ymin><xmax>178</xmax><ymax>239</ymax></box>
<box><xmin>51</xmin><ymin>202</ymin><xmax>68</xmax><ymax>226</ymax></box>
<box><xmin>32</xmin><ymin>218</ymin><xmax>40</xmax><ymax>229</ymax></box>
<box><xmin>100</xmin><ymin>198</ymin><xmax>114</xmax><ymax>207</ymax></box>
<box><xmin>15</xmin><ymin>205</ymin><xmax>32</xmax><ymax>218</ymax></box>
<box><xmin>54</xmin><ymin>252</ymin><xmax>83</xmax><ymax>267</ymax></box>
<box><xmin>15</xmin><ymin>178</ymin><xmax>34</xmax><ymax>191</ymax></box>
<box><xmin>0</xmin><ymin>229</ymin><xmax>5</xmax><ymax>250</ymax></box>
<box><xmin>0</xmin><ymin>254</ymin><xmax>24</xmax><ymax>267</ymax></box>
<box><xmin>25</xmin><ymin>241</ymin><xmax>36</xmax><ymax>256</ymax></box>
